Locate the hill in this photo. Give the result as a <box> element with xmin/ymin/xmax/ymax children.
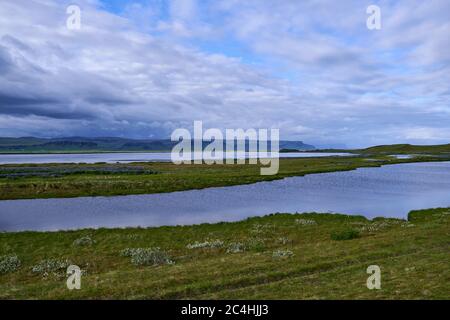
<box><xmin>314</xmin><ymin>143</ymin><xmax>450</xmax><ymax>155</ymax></box>
<box><xmin>358</xmin><ymin>144</ymin><xmax>450</xmax><ymax>154</ymax></box>
<box><xmin>0</xmin><ymin>137</ymin><xmax>315</xmax><ymax>153</ymax></box>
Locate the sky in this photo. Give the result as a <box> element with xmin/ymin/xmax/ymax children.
<box><xmin>0</xmin><ymin>0</ymin><xmax>449</xmax><ymax>148</ymax></box>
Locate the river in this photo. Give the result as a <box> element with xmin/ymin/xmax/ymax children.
<box><xmin>0</xmin><ymin>152</ymin><xmax>351</xmax><ymax>165</ymax></box>
<box><xmin>0</xmin><ymin>161</ymin><xmax>449</xmax><ymax>231</ymax></box>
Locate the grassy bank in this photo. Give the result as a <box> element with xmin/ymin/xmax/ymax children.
<box><xmin>1</xmin><ymin>154</ymin><xmax>450</xmax><ymax>200</ymax></box>
<box><xmin>0</xmin><ymin>208</ymin><xmax>448</xmax><ymax>299</ymax></box>
<box><xmin>314</xmin><ymin>143</ymin><xmax>450</xmax><ymax>155</ymax></box>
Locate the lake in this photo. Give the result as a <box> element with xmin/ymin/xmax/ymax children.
<box><xmin>0</xmin><ymin>161</ymin><xmax>449</xmax><ymax>232</ymax></box>
<box><xmin>0</xmin><ymin>152</ymin><xmax>351</xmax><ymax>164</ymax></box>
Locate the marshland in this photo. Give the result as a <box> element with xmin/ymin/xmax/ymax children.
<box><xmin>0</xmin><ymin>145</ymin><xmax>449</xmax><ymax>299</ymax></box>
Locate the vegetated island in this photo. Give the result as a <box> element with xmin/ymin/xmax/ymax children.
<box><xmin>0</xmin><ymin>143</ymin><xmax>450</xmax><ymax>200</ymax></box>
<box><xmin>0</xmin><ymin>137</ymin><xmax>315</xmax><ymax>154</ymax></box>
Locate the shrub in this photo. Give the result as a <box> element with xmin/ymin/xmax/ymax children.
<box><xmin>126</xmin><ymin>234</ymin><xmax>143</xmax><ymax>240</ymax></box>
<box><xmin>330</xmin><ymin>229</ymin><xmax>360</xmax><ymax>241</ymax></box>
<box><xmin>186</xmin><ymin>239</ymin><xmax>224</xmax><ymax>249</ymax></box>
<box><xmin>359</xmin><ymin>222</ymin><xmax>387</xmax><ymax>233</ymax></box>
<box><xmin>0</xmin><ymin>254</ymin><xmax>21</xmax><ymax>274</ymax></box>
<box><xmin>246</xmin><ymin>238</ymin><xmax>266</xmax><ymax>251</ymax></box>
<box><xmin>226</xmin><ymin>242</ymin><xmax>246</xmax><ymax>254</ymax></box>
<box><xmin>401</xmin><ymin>222</ymin><xmax>415</xmax><ymax>228</ymax></box>
<box><xmin>272</xmin><ymin>249</ymin><xmax>294</xmax><ymax>259</ymax></box>
<box><xmin>120</xmin><ymin>248</ymin><xmax>174</xmax><ymax>266</ymax></box>
<box><xmin>31</xmin><ymin>259</ymin><xmax>70</xmax><ymax>277</ymax></box>
<box><xmin>359</xmin><ymin>219</ymin><xmax>403</xmax><ymax>233</ymax></box>
<box><xmin>0</xmin><ymin>165</ymin><xmax>159</xmax><ymax>179</ymax></box>
<box><xmin>250</xmin><ymin>223</ymin><xmax>274</xmax><ymax>234</ymax></box>
<box><xmin>277</xmin><ymin>237</ymin><xmax>292</xmax><ymax>245</ymax></box>
<box><xmin>72</xmin><ymin>235</ymin><xmax>96</xmax><ymax>246</ymax></box>
<box><xmin>295</xmin><ymin>219</ymin><xmax>317</xmax><ymax>226</ymax></box>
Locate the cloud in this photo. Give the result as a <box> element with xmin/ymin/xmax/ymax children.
<box><xmin>402</xmin><ymin>126</ymin><xmax>450</xmax><ymax>141</ymax></box>
<box><xmin>0</xmin><ymin>0</ymin><xmax>448</xmax><ymax>147</ymax></box>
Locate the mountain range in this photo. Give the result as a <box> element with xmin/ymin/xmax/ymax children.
<box><xmin>0</xmin><ymin>137</ymin><xmax>316</xmax><ymax>153</ymax></box>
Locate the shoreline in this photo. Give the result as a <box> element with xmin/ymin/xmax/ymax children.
<box><xmin>1</xmin><ymin>207</ymin><xmax>448</xmax><ymax>299</ymax></box>
<box><xmin>1</xmin><ymin>205</ymin><xmax>446</xmax><ymax>235</ymax></box>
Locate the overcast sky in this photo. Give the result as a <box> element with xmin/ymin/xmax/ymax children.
<box><xmin>0</xmin><ymin>0</ymin><xmax>449</xmax><ymax>147</ymax></box>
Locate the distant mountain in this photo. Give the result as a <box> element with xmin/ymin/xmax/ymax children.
<box><xmin>0</xmin><ymin>137</ymin><xmax>316</xmax><ymax>153</ymax></box>
<box><xmin>279</xmin><ymin>141</ymin><xmax>315</xmax><ymax>151</ymax></box>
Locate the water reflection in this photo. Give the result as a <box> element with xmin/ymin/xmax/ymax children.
<box><xmin>0</xmin><ymin>162</ymin><xmax>449</xmax><ymax>231</ymax></box>
<box><xmin>0</xmin><ymin>152</ymin><xmax>351</xmax><ymax>164</ymax></box>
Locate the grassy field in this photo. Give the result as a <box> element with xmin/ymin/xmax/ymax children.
<box><xmin>1</xmin><ymin>154</ymin><xmax>450</xmax><ymax>200</ymax></box>
<box><xmin>314</xmin><ymin>143</ymin><xmax>450</xmax><ymax>154</ymax></box>
<box><xmin>1</xmin><ymin>145</ymin><xmax>449</xmax><ymax>299</ymax></box>
<box><xmin>0</xmin><ymin>207</ymin><xmax>448</xmax><ymax>299</ymax></box>
<box><xmin>358</xmin><ymin>143</ymin><xmax>450</xmax><ymax>155</ymax></box>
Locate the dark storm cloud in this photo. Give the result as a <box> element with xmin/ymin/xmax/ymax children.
<box><xmin>0</xmin><ymin>46</ymin><xmax>14</xmax><ymax>73</ymax></box>
<box><xmin>85</xmin><ymin>96</ymin><xmax>134</xmax><ymax>106</ymax></box>
<box><xmin>0</xmin><ymin>94</ymin><xmax>57</xmax><ymax>107</ymax></box>
<box><xmin>0</xmin><ymin>103</ymin><xmax>95</xmax><ymax>120</ymax></box>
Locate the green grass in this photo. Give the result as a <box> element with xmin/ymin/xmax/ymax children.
<box><xmin>330</xmin><ymin>229</ymin><xmax>360</xmax><ymax>241</ymax></box>
<box><xmin>0</xmin><ymin>207</ymin><xmax>448</xmax><ymax>299</ymax></box>
<box><xmin>317</xmin><ymin>143</ymin><xmax>450</xmax><ymax>155</ymax></box>
<box><xmin>1</xmin><ymin>145</ymin><xmax>449</xmax><ymax>299</ymax></box>
<box><xmin>360</xmin><ymin>143</ymin><xmax>450</xmax><ymax>155</ymax></box>
<box><xmin>1</xmin><ymin>154</ymin><xmax>450</xmax><ymax>200</ymax></box>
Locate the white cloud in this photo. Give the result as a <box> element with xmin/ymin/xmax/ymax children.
<box><xmin>403</xmin><ymin>127</ymin><xmax>450</xmax><ymax>141</ymax></box>
<box><xmin>0</xmin><ymin>0</ymin><xmax>448</xmax><ymax>147</ymax></box>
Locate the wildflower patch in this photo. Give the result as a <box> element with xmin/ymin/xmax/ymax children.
<box><xmin>0</xmin><ymin>254</ymin><xmax>21</xmax><ymax>274</ymax></box>
<box><xmin>120</xmin><ymin>248</ymin><xmax>174</xmax><ymax>266</ymax></box>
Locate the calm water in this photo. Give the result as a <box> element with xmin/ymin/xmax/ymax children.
<box><xmin>0</xmin><ymin>161</ymin><xmax>449</xmax><ymax>232</ymax></box>
<box><xmin>0</xmin><ymin>152</ymin><xmax>350</xmax><ymax>164</ymax></box>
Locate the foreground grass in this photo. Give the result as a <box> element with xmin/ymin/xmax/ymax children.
<box><xmin>0</xmin><ymin>208</ymin><xmax>448</xmax><ymax>299</ymax></box>
<box><xmin>1</xmin><ymin>154</ymin><xmax>450</xmax><ymax>200</ymax></box>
